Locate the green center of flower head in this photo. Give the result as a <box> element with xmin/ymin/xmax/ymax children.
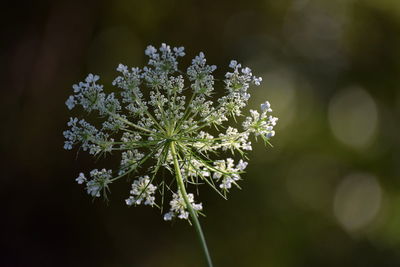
<box><xmin>64</xmin><ymin>43</ymin><xmax>278</xmax><ymax>221</ymax></box>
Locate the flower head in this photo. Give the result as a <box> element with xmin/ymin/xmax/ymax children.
<box><xmin>64</xmin><ymin>43</ymin><xmax>278</xmax><ymax>221</ymax></box>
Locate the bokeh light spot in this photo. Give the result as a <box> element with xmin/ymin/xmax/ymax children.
<box><xmin>328</xmin><ymin>86</ymin><xmax>378</xmax><ymax>149</ymax></box>
<box><xmin>334</xmin><ymin>173</ymin><xmax>382</xmax><ymax>232</ymax></box>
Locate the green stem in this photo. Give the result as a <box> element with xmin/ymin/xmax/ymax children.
<box><xmin>170</xmin><ymin>142</ymin><xmax>214</xmax><ymax>267</ymax></box>
<box><xmin>111</xmin><ymin>113</ymin><xmax>154</xmax><ymax>134</ymax></box>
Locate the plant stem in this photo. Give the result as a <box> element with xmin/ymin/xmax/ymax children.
<box><xmin>170</xmin><ymin>141</ymin><xmax>214</xmax><ymax>267</ymax></box>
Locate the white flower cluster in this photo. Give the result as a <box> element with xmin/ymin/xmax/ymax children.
<box><xmin>63</xmin><ymin>116</ymin><xmax>115</xmax><ymax>154</ymax></box>
<box><xmin>64</xmin><ymin>43</ymin><xmax>277</xmax><ymax>222</ymax></box>
<box><xmin>125</xmin><ymin>176</ymin><xmax>157</xmax><ymax>206</ymax></box>
<box><xmin>75</xmin><ymin>169</ymin><xmax>112</xmax><ymax>197</ymax></box>
<box><xmin>213</xmin><ymin>159</ymin><xmax>248</xmax><ymax>190</ymax></box>
<box><xmin>242</xmin><ymin>101</ymin><xmax>278</xmax><ymax>139</ymax></box>
<box><xmin>164</xmin><ymin>192</ymin><xmax>203</xmax><ymax>221</ymax></box>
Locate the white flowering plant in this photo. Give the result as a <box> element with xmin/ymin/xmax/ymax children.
<box><xmin>64</xmin><ymin>43</ymin><xmax>277</xmax><ymax>266</ymax></box>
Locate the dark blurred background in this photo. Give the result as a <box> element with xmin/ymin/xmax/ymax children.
<box><xmin>2</xmin><ymin>0</ymin><xmax>400</xmax><ymax>266</ymax></box>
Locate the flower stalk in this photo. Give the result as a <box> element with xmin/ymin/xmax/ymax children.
<box><xmin>170</xmin><ymin>141</ymin><xmax>213</xmax><ymax>267</ymax></box>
